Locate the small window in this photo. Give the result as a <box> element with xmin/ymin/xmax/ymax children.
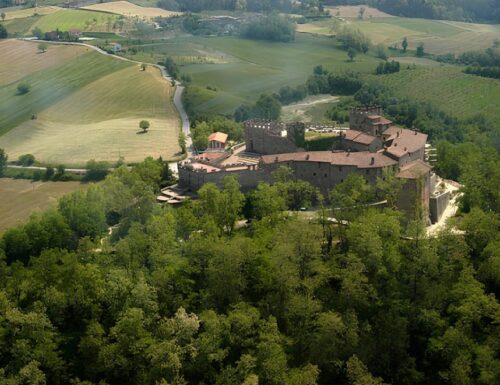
<box><xmin>338</xmin><ymin>167</ymin><xmax>342</xmax><ymax>172</ymax></box>
<box><xmin>366</xmin><ymin>169</ymin><xmax>369</xmax><ymax>175</ymax></box>
<box><xmin>341</xmin><ymin>179</ymin><xmax>344</xmax><ymax>182</ymax></box>
<box><xmin>313</xmin><ymin>172</ymin><xmax>316</xmax><ymax>177</ymax></box>
<box><xmin>324</xmin><ymin>174</ymin><xmax>327</xmax><ymax>178</ymax></box>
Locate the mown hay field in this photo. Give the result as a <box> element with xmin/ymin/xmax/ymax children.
<box><xmin>0</xmin><ymin>40</ymin><xmax>180</xmax><ymax>166</ymax></box>
<box><xmin>368</xmin><ymin>66</ymin><xmax>500</xmax><ymax>125</ymax></box>
<box><xmin>0</xmin><ymin>178</ymin><xmax>87</xmax><ymax>233</ymax></box>
<box><xmin>82</xmin><ymin>1</ymin><xmax>181</xmax><ymax>19</ymax></box>
<box><xmin>298</xmin><ymin>16</ymin><xmax>500</xmax><ymax>55</ymax></box>
<box><xmin>1</xmin><ymin>5</ymin><xmax>62</xmax><ymax>21</ymax></box>
<box><xmin>325</xmin><ymin>5</ymin><xmax>394</xmax><ymax>18</ymax></box>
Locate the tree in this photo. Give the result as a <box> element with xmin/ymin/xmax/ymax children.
<box><xmin>347</xmin><ymin>47</ymin><xmax>357</xmax><ymax>62</ymax></box>
<box><xmin>139</xmin><ymin>120</ymin><xmax>150</xmax><ymax>133</ymax></box>
<box><xmin>141</xmin><ymin>63</ymin><xmax>147</xmax><ymax>71</ymax></box>
<box><xmin>17</xmin><ymin>82</ymin><xmax>31</xmax><ymax>95</ymax></box>
<box><xmin>358</xmin><ymin>6</ymin><xmax>365</xmax><ymax>19</ymax></box>
<box><xmin>0</xmin><ymin>148</ymin><xmax>7</xmax><ymax>177</ymax></box>
<box><xmin>402</xmin><ymin>37</ymin><xmax>408</xmax><ymax>53</ymax></box>
<box><xmin>375</xmin><ymin>44</ymin><xmax>388</xmax><ymax>60</ymax></box>
<box><xmin>0</xmin><ymin>24</ymin><xmax>6</xmax><ymax>39</ymax></box>
<box><xmin>1</xmin><ymin>12</ymin><xmax>5</xmax><ymax>21</ymax></box>
<box><xmin>38</xmin><ymin>42</ymin><xmax>48</xmax><ymax>53</ymax></box>
<box><xmin>178</xmin><ymin>131</ymin><xmax>187</xmax><ymax>154</ymax></box>
<box><xmin>17</xmin><ymin>154</ymin><xmax>35</xmax><ymax>166</ymax></box>
<box><xmin>85</xmin><ymin>159</ymin><xmax>109</xmax><ymax>181</ymax></box>
<box><xmin>252</xmin><ymin>94</ymin><xmax>281</xmax><ymax>120</ymax></box>
<box><xmin>416</xmin><ymin>42</ymin><xmax>425</xmax><ymax>57</ymax></box>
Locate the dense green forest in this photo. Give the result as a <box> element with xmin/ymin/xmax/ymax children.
<box><xmin>325</xmin><ymin>0</ymin><xmax>500</xmax><ymax>22</ymax></box>
<box><xmin>0</xmin><ymin>137</ymin><xmax>499</xmax><ymax>384</ymax></box>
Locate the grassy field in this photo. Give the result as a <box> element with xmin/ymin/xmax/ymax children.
<box><xmin>82</xmin><ymin>1</ymin><xmax>181</xmax><ymax>19</ymax></box>
<box><xmin>368</xmin><ymin>65</ymin><xmax>500</xmax><ymax>124</ymax></box>
<box><xmin>0</xmin><ymin>178</ymin><xmax>87</xmax><ymax>233</ymax></box>
<box><xmin>0</xmin><ymin>40</ymin><xmax>180</xmax><ymax>166</ymax></box>
<box><xmin>325</xmin><ymin>5</ymin><xmax>393</xmax><ymax>18</ymax></box>
<box><xmin>2</xmin><ymin>8</ymin><xmax>120</xmax><ymax>35</ymax></box>
<box><xmin>1</xmin><ymin>5</ymin><xmax>62</xmax><ymax>21</ymax></box>
<box><xmin>298</xmin><ymin>16</ymin><xmax>500</xmax><ymax>55</ymax></box>
<box><xmin>125</xmin><ymin>34</ymin><xmax>380</xmax><ymax>115</ymax></box>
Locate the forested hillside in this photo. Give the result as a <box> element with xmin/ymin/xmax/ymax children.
<box><xmin>0</xmin><ymin>149</ymin><xmax>499</xmax><ymax>384</ymax></box>
<box><xmin>326</xmin><ymin>0</ymin><xmax>500</xmax><ymax>22</ymax></box>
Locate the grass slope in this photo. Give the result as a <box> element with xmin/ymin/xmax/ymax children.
<box><xmin>0</xmin><ymin>41</ymin><xmax>180</xmax><ymax>165</ymax></box>
<box><xmin>298</xmin><ymin>16</ymin><xmax>500</xmax><ymax>55</ymax></box>
<box><xmin>2</xmin><ymin>9</ymin><xmax>120</xmax><ymax>36</ymax></box>
<box><xmin>0</xmin><ymin>178</ymin><xmax>87</xmax><ymax>233</ymax></box>
<box><xmin>369</xmin><ymin>66</ymin><xmax>500</xmax><ymax>124</ymax></box>
<box><xmin>128</xmin><ymin>34</ymin><xmax>380</xmax><ymax>115</ymax></box>
<box><xmin>82</xmin><ymin>1</ymin><xmax>181</xmax><ymax>19</ymax></box>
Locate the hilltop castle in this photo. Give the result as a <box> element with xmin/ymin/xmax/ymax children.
<box><xmin>176</xmin><ymin>107</ymin><xmax>450</xmax><ymax>223</ymax></box>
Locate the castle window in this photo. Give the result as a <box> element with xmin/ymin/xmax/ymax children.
<box><xmin>324</xmin><ymin>174</ymin><xmax>327</xmax><ymax>178</ymax></box>
<box><xmin>313</xmin><ymin>172</ymin><xmax>316</xmax><ymax>177</ymax></box>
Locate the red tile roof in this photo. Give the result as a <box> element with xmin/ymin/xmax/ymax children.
<box><xmin>397</xmin><ymin>160</ymin><xmax>432</xmax><ymax>179</ymax></box>
<box><xmin>208</xmin><ymin>132</ymin><xmax>228</xmax><ymax>143</ymax></box>
<box><xmin>261</xmin><ymin>151</ymin><xmax>397</xmax><ymax>168</ymax></box>
<box><xmin>384</xmin><ymin>127</ymin><xmax>427</xmax><ymax>159</ymax></box>
<box><xmin>343</xmin><ymin>130</ymin><xmax>379</xmax><ymax>145</ymax></box>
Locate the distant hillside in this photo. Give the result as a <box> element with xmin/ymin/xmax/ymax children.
<box><xmin>325</xmin><ymin>0</ymin><xmax>500</xmax><ymax>23</ymax></box>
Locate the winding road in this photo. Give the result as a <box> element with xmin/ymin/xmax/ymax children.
<box><xmin>17</xmin><ymin>39</ymin><xmax>192</xmax><ymax>162</ymax></box>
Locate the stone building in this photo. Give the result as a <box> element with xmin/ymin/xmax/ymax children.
<box><xmin>178</xmin><ymin>107</ymin><xmax>445</xmax><ymax>223</ymax></box>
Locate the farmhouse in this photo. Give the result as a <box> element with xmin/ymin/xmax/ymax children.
<box><xmin>177</xmin><ymin>107</ymin><xmax>449</xmax><ymax>223</ymax></box>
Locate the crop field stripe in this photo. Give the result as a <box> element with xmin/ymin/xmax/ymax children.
<box><xmin>0</xmin><ymin>49</ymin><xmax>131</xmax><ymax>135</ymax></box>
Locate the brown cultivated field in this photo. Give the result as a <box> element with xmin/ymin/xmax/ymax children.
<box><xmin>82</xmin><ymin>1</ymin><xmax>181</xmax><ymax>19</ymax></box>
<box><xmin>0</xmin><ymin>39</ymin><xmax>86</xmax><ymax>86</ymax></box>
<box><xmin>0</xmin><ymin>178</ymin><xmax>87</xmax><ymax>232</ymax></box>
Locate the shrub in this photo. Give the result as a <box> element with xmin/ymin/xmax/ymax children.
<box><xmin>17</xmin><ymin>82</ymin><xmax>31</xmax><ymax>95</ymax></box>
<box><xmin>17</xmin><ymin>154</ymin><xmax>35</xmax><ymax>166</ymax></box>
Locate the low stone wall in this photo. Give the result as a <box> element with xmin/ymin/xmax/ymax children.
<box><xmin>178</xmin><ymin>165</ymin><xmax>271</xmax><ymax>192</ymax></box>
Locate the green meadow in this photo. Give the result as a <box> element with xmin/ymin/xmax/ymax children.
<box><xmin>298</xmin><ymin>16</ymin><xmax>500</xmax><ymax>55</ymax></box>
<box><xmin>127</xmin><ymin>34</ymin><xmax>381</xmax><ymax>115</ymax></box>
<box><xmin>3</xmin><ymin>9</ymin><xmax>119</xmax><ymax>35</ymax></box>
<box><xmin>367</xmin><ymin>65</ymin><xmax>500</xmax><ymax>125</ymax></box>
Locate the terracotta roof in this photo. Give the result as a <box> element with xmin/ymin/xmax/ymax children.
<box><xmin>397</xmin><ymin>160</ymin><xmax>432</xmax><ymax>179</ymax></box>
<box><xmin>261</xmin><ymin>151</ymin><xmax>397</xmax><ymax>169</ymax></box>
<box><xmin>343</xmin><ymin>130</ymin><xmax>378</xmax><ymax>145</ymax></box>
<box><xmin>366</xmin><ymin>115</ymin><xmax>392</xmax><ymax>125</ymax></box>
<box><xmin>384</xmin><ymin>127</ymin><xmax>427</xmax><ymax>159</ymax></box>
<box><xmin>208</xmin><ymin>132</ymin><xmax>228</xmax><ymax>143</ymax></box>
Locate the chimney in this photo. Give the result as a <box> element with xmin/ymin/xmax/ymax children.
<box><xmin>370</xmin><ymin>157</ymin><xmax>375</xmax><ymax>165</ymax></box>
<box><xmin>397</xmin><ymin>131</ymin><xmax>400</xmax><ymax>138</ymax></box>
<box><xmin>414</xmin><ymin>130</ymin><xmax>418</xmax><ymax>135</ymax></box>
<box><xmin>275</xmin><ymin>156</ymin><xmax>279</xmax><ymax>163</ymax></box>
<box><xmin>306</xmin><ymin>154</ymin><xmax>310</xmax><ymax>160</ymax></box>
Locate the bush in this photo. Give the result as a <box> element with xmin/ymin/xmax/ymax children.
<box><xmin>17</xmin><ymin>154</ymin><xmax>35</xmax><ymax>166</ymax></box>
<box><xmin>17</xmin><ymin>82</ymin><xmax>31</xmax><ymax>95</ymax></box>
<box><xmin>337</xmin><ymin>26</ymin><xmax>371</xmax><ymax>53</ymax></box>
<box><xmin>84</xmin><ymin>160</ymin><xmax>109</xmax><ymax>181</ymax></box>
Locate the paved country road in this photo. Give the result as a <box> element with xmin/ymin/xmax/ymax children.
<box><xmin>16</xmin><ymin>39</ymin><xmax>193</xmax><ymax>161</ymax></box>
